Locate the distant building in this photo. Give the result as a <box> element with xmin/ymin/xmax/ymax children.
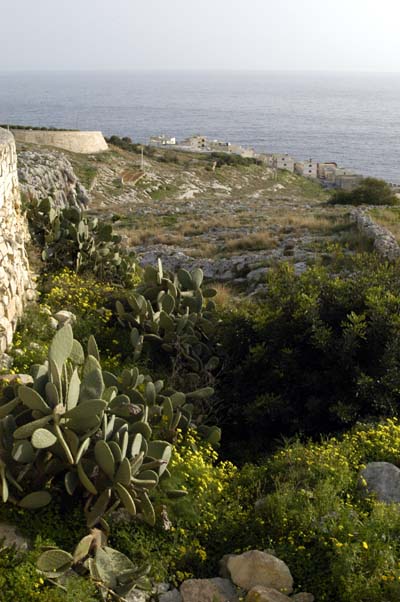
<box><xmin>317</xmin><ymin>162</ymin><xmax>338</xmax><ymax>182</ymax></box>
<box><xmin>258</xmin><ymin>153</ymin><xmax>274</xmax><ymax>166</ymax></box>
<box><xmin>209</xmin><ymin>139</ymin><xmax>231</xmax><ymax>151</ymax></box>
<box><xmin>149</xmin><ymin>135</ymin><xmax>176</xmax><ymax>147</ymax></box>
<box><xmin>273</xmin><ymin>154</ymin><xmax>295</xmax><ymax>172</ymax></box>
<box><xmin>295</xmin><ymin>159</ymin><xmax>318</xmax><ymax>179</ymax></box>
<box><xmin>229</xmin><ymin>144</ymin><xmax>257</xmax><ymax>158</ymax></box>
<box><xmin>181</xmin><ymin>135</ymin><xmax>208</xmax><ymax>150</ymax></box>
<box><xmin>335</xmin><ymin>173</ymin><xmax>364</xmax><ymax>191</ymax></box>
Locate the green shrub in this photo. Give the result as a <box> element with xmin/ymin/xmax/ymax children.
<box><xmin>209</xmin><ymin>152</ymin><xmax>261</xmax><ymax>168</ymax></box>
<box><xmin>106</xmin><ymin>420</ymin><xmax>400</xmax><ymax>600</ymax></box>
<box><xmin>330</xmin><ymin>178</ymin><xmax>398</xmax><ymax>206</ymax></box>
<box><xmin>216</xmin><ymin>255</ymin><xmax>400</xmax><ymax>458</ymax></box>
<box><xmin>0</xmin><ymin>544</ymin><xmax>98</xmax><ymax>602</ymax></box>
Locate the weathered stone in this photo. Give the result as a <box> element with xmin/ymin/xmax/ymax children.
<box><xmin>351</xmin><ymin>209</ymin><xmax>400</xmax><ymax>261</ymax></box>
<box><xmin>360</xmin><ymin>462</ymin><xmax>400</xmax><ymax>503</ymax></box>
<box><xmin>0</xmin><ymin>128</ymin><xmax>33</xmax><ymax>356</ymax></box>
<box><xmin>246</xmin><ymin>586</ymin><xmax>290</xmax><ymax>602</ymax></box>
<box><xmin>18</xmin><ymin>149</ymin><xmax>90</xmax><ymax>209</ymax></box>
<box><xmin>219</xmin><ymin>553</ymin><xmax>235</xmax><ymax>578</ymax></box>
<box><xmin>159</xmin><ymin>589</ymin><xmax>183</xmax><ymax>602</ymax></box>
<box><xmin>180</xmin><ymin>577</ymin><xmax>238</xmax><ymax>602</ymax></box>
<box><xmin>226</xmin><ymin>551</ymin><xmax>293</xmax><ymax>594</ymax></box>
<box><xmin>0</xmin><ymin>522</ymin><xmax>30</xmax><ymax>551</ymax></box>
<box><xmin>124</xmin><ymin>590</ymin><xmax>148</xmax><ymax>602</ymax></box>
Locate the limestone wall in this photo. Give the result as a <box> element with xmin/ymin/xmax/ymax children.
<box><xmin>12</xmin><ymin>130</ymin><xmax>109</xmax><ymax>154</ymax></box>
<box><xmin>350</xmin><ymin>208</ymin><xmax>400</xmax><ymax>261</ymax></box>
<box><xmin>0</xmin><ymin>128</ymin><xmax>33</xmax><ymax>353</ymax></box>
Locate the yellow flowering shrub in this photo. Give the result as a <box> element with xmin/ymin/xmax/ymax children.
<box><xmin>111</xmin><ymin>420</ymin><xmax>400</xmax><ymax>600</ymax></box>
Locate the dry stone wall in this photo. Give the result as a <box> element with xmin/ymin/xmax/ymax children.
<box><xmin>0</xmin><ymin>128</ymin><xmax>34</xmax><ymax>353</ymax></box>
<box><xmin>350</xmin><ymin>208</ymin><xmax>400</xmax><ymax>261</ymax></box>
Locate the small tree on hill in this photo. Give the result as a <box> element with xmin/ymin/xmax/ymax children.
<box><xmin>330</xmin><ymin>177</ymin><xmax>398</xmax><ymax>206</ymax></box>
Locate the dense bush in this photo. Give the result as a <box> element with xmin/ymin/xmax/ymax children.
<box><xmin>108</xmin><ymin>420</ymin><xmax>400</xmax><ymax>601</ymax></box>
<box><xmin>330</xmin><ymin>177</ymin><xmax>398</xmax><ymax>206</ymax></box>
<box><xmin>216</xmin><ymin>256</ymin><xmax>400</xmax><ymax>458</ymax></box>
<box><xmin>209</xmin><ymin>151</ymin><xmax>262</xmax><ymax>168</ymax></box>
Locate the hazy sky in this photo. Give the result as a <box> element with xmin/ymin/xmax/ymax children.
<box><xmin>1</xmin><ymin>0</ymin><xmax>400</xmax><ymax>71</ymax></box>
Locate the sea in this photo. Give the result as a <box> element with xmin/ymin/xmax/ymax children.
<box><xmin>0</xmin><ymin>70</ymin><xmax>399</xmax><ymax>182</ymax></box>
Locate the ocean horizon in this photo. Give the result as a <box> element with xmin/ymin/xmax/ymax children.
<box><xmin>1</xmin><ymin>69</ymin><xmax>399</xmax><ymax>182</ymax></box>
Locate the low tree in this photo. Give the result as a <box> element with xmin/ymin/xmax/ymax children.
<box><xmin>330</xmin><ymin>177</ymin><xmax>398</xmax><ymax>206</ymax></box>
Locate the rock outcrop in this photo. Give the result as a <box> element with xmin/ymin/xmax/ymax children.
<box><xmin>18</xmin><ymin>149</ymin><xmax>89</xmax><ymax>209</ymax></box>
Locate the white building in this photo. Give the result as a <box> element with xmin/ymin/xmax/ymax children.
<box><xmin>149</xmin><ymin>135</ymin><xmax>176</xmax><ymax>147</ymax></box>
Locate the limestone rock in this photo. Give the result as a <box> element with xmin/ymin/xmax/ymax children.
<box><xmin>219</xmin><ymin>553</ymin><xmax>235</xmax><ymax>578</ymax></box>
<box><xmin>226</xmin><ymin>551</ymin><xmax>293</xmax><ymax>594</ymax></box>
<box><xmin>246</xmin><ymin>587</ymin><xmax>290</xmax><ymax>602</ymax></box>
<box><xmin>180</xmin><ymin>577</ymin><xmax>238</xmax><ymax>602</ymax></box>
<box><xmin>159</xmin><ymin>590</ymin><xmax>183</xmax><ymax>602</ymax></box>
<box><xmin>291</xmin><ymin>594</ymin><xmax>315</xmax><ymax>602</ymax></box>
<box><xmin>0</xmin><ymin>522</ymin><xmax>30</xmax><ymax>551</ymax></box>
<box><xmin>360</xmin><ymin>462</ymin><xmax>400</xmax><ymax>503</ymax></box>
<box><xmin>125</xmin><ymin>590</ymin><xmax>147</xmax><ymax>602</ymax></box>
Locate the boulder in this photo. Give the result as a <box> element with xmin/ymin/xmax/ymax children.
<box><xmin>226</xmin><ymin>551</ymin><xmax>293</xmax><ymax>594</ymax></box>
<box><xmin>291</xmin><ymin>594</ymin><xmax>315</xmax><ymax>602</ymax></box>
<box><xmin>180</xmin><ymin>577</ymin><xmax>238</xmax><ymax>602</ymax></box>
<box><xmin>159</xmin><ymin>590</ymin><xmax>182</xmax><ymax>602</ymax></box>
<box><xmin>246</xmin><ymin>586</ymin><xmax>290</xmax><ymax>602</ymax></box>
<box><xmin>360</xmin><ymin>462</ymin><xmax>400</xmax><ymax>503</ymax></box>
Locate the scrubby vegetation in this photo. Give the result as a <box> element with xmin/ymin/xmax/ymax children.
<box><xmin>330</xmin><ymin>177</ymin><xmax>398</xmax><ymax>206</ymax></box>
<box><xmin>217</xmin><ymin>256</ymin><xmax>400</xmax><ymax>458</ymax></box>
<box><xmin>3</xmin><ymin>167</ymin><xmax>400</xmax><ymax>601</ymax></box>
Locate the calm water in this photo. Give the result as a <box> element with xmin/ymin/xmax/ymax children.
<box><xmin>0</xmin><ymin>70</ymin><xmax>399</xmax><ymax>182</ymax></box>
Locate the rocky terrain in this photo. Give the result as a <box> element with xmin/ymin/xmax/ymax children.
<box><xmin>15</xmin><ymin>141</ymin><xmax>371</xmax><ymax>290</ymax></box>
<box><xmin>18</xmin><ymin>149</ymin><xmax>89</xmax><ymax>209</ymax></box>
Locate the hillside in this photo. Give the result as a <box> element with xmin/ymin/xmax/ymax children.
<box><xmin>4</xmin><ymin>137</ymin><xmax>400</xmax><ymax>602</ymax></box>
<box><xmin>16</xmin><ymin>140</ymin><xmax>371</xmax><ymax>289</ymax></box>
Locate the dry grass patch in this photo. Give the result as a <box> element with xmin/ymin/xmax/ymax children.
<box><xmin>128</xmin><ymin>229</ymin><xmax>184</xmax><ymax>246</ymax></box>
<box><xmin>223</xmin><ymin>232</ymin><xmax>276</xmax><ymax>252</ymax></box>
<box><xmin>184</xmin><ymin>243</ymin><xmax>218</xmax><ymax>258</ymax></box>
<box><xmin>370</xmin><ymin>208</ymin><xmax>400</xmax><ymax>242</ymax></box>
<box><xmin>277</xmin><ymin>213</ymin><xmax>338</xmax><ymax>231</ymax></box>
<box><xmin>211</xmin><ymin>283</ymin><xmax>235</xmax><ymax>308</ymax></box>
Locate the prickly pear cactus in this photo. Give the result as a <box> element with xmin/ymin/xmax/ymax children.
<box><xmin>116</xmin><ymin>260</ymin><xmax>221</xmax><ymax>390</ymax></box>
<box><xmin>0</xmin><ymin>324</ymin><xmax>218</xmax><ymax>528</ymax></box>
<box><xmin>27</xmin><ymin>199</ymin><xmax>137</xmax><ymax>285</ymax></box>
<box><xmin>37</xmin><ymin>529</ymin><xmax>150</xmax><ymax>599</ymax></box>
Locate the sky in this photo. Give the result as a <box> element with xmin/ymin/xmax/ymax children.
<box><xmin>1</xmin><ymin>0</ymin><xmax>400</xmax><ymax>72</ymax></box>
